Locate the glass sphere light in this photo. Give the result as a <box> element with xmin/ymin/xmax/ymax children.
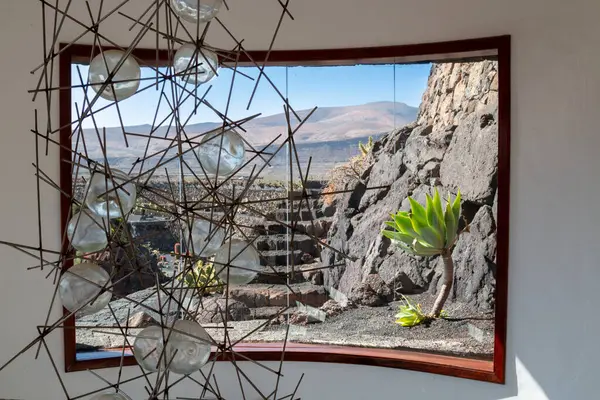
<box><xmin>66</xmin><ymin>211</ymin><xmax>108</xmax><ymax>253</ymax></box>
<box><xmin>133</xmin><ymin>325</ymin><xmax>169</xmax><ymax>372</ymax></box>
<box><xmin>184</xmin><ymin>219</ymin><xmax>225</xmax><ymax>256</ymax></box>
<box><xmin>173</xmin><ymin>44</ymin><xmax>219</xmax><ymax>86</ymax></box>
<box><xmin>214</xmin><ymin>239</ymin><xmax>261</xmax><ymax>285</ymax></box>
<box><xmin>170</xmin><ymin>0</ymin><xmax>223</xmax><ymax>23</ymax></box>
<box><xmin>197</xmin><ymin>129</ymin><xmax>245</xmax><ymax>177</ymax></box>
<box><xmin>85</xmin><ymin>169</ymin><xmax>137</xmax><ymax>219</ymax></box>
<box><xmin>88</xmin><ymin>50</ymin><xmax>141</xmax><ymax>101</ymax></box>
<box><xmin>58</xmin><ymin>262</ymin><xmax>112</xmax><ymax>316</ymax></box>
<box><xmin>167</xmin><ymin>320</ymin><xmax>212</xmax><ymax>375</ymax></box>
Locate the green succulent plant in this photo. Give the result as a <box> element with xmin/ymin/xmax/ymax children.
<box><xmin>382</xmin><ymin>189</ymin><xmax>462</xmax><ymax>325</ymax></box>
<box><xmin>395</xmin><ymin>295</ymin><xmax>427</xmax><ymax>327</ymax></box>
<box><xmin>178</xmin><ymin>259</ymin><xmax>224</xmax><ymax>296</ymax></box>
<box><xmin>358</xmin><ymin>136</ymin><xmax>374</xmax><ymax>157</ymax></box>
<box><xmin>382</xmin><ymin>189</ymin><xmax>461</xmax><ymax>255</ymax></box>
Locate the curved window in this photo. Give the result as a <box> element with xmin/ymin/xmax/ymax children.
<box><xmin>60</xmin><ymin>35</ymin><xmax>510</xmax><ymax>383</ymax></box>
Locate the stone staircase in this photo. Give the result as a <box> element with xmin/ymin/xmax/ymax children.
<box><xmin>226</xmin><ymin>191</ymin><xmax>333</xmax><ymax>322</ymax></box>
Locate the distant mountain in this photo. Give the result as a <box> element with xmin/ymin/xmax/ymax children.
<box><xmin>80</xmin><ymin>101</ymin><xmax>417</xmax><ymax>162</ymax></box>
<box><xmin>229</xmin><ymin>101</ymin><xmax>418</xmax><ymax>144</ymax></box>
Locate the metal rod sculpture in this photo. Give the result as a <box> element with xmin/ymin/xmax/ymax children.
<box><xmin>0</xmin><ymin>1</ymin><xmax>388</xmax><ymax>398</ymax></box>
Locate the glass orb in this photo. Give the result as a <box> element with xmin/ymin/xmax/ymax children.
<box><xmin>58</xmin><ymin>262</ymin><xmax>112</xmax><ymax>316</ymax></box>
<box><xmin>133</xmin><ymin>325</ymin><xmax>169</xmax><ymax>372</ymax></box>
<box><xmin>167</xmin><ymin>320</ymin><xmax>212</xmax><ymax>375</ymax></box>
<box><xmin>85</xmin><ymin>169</ymin><xmax>137</xmax><ymax>219</ymax></box>
<box><xmin>197</xmin><ymin>130</ymin><xmax>245</xmax><ymax>177</ymax></box>
<box><xmin>214</xmin><ymin>239</ymin><xmax>260</xmax><ymax>285</ymax></box>
<box><xmin>184</xmin><ymin>219</ymin><xmax>225</xmax><ymax>257</ymax></box>
<box><xmin>170</xmin><ymin>0</ymin><xmax>223</xmax><ymax>23</ymax></box>
<box><xmin>88</xmin><ymin>50</ymin><xmax>141</xmax><ymax>101</ymax></box>
<box><xmin>90</xmin><ymin>393</ymin><xmax>132</xmax><ymax>400</ymax></box>
<box><xmin>66</xmin><ymin>211</ymin><xmax>108</xmax><ymax>253</ymax></box>
<box><xmin>173</xmin><ymin>44</ymin><xmax>219</xmax><ymax>86</ymax></box>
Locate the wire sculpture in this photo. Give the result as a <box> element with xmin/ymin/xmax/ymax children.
<box><xmin>0</xmin><ymin>1</ymin><xmax>387</xmax><ymax>398</ymax></box>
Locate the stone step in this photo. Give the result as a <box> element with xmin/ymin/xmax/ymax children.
<box><xmin>229</xmin><ymin>282</ymin><xmax>329</xmax><ymax>308</ymax></box>
<box><xmin>297</xmin><ymin>261</ymin><xmax>324</xmax><ymax>285</ymax></box>
<box><xmin>259</xmin><ymin>249</ymin><xmax>304</xmax><ymax>266</ymax></box>
<box><xmin>250</xmin><ymin>261</ymin><xmax>323</xmax><ymax>285</ymax></box>
<box><xmin>250</xmin><ymin>306</ymin><xmax>297</xmax><ymax>320</ymax></box>
<box><xmin>251</xmin><ymin>265</ymin><xmax>306</xmax><ymax>284</ymax></box>
<box><xmin>275</xmin><ymin>209</ymin><xmax>321</xmax><ymax>221</ymax></box>
<box><xmin>295</xmin><ymin>219</ymin><xmax>332</xmax><ymax>238</ymax></box>
<box><xmin>274</xmin><ymin>198</ymin><xmax>321</xmax><ymax>210</ymax></box>
<box><xmin>253</xmin><ymin>223</ymin><xmax>286</xmax><ymax>235</ymax></box>
<box><xmin>255</xmin><ymin>234</ymin><xmax>318</xmax><ymax>256</ymax></box>
<box><xmin>252</xmin><ymin>221</ymin><xmax>331</xmax><ymax>240</ymax></box>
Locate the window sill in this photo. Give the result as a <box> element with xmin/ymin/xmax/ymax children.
<box><xmin>70</xmin><ymin>342</ymin><xmax>498</xmax><ymax>383</ymax></box>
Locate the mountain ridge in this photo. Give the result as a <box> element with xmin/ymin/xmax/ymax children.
<box><xmin>80</xmin><ymin>101</ymin><xmax>417</xmax><ymax>163</ymax></box>
<box><xmin>87</xmin><ymin>101</ymin><xmax>417</xmax><ymax>132</ymax></box>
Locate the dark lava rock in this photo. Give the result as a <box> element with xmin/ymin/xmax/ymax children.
<box><xmin>440</xmin><ymin>104</ymin><xmax>498</xmax><ymax>204</ymax></box>
<box><xmin>434</xmin><ymin>205</ymin><xmax>497</xmax><ymax>310</ymax></box>
<box><xmin>319</xmin><ymin>300</ymin><xmax>346</xmax><ymax>318</ymax></box>
<box><xmin>322</xmin><ymin>60</ymin><xmax>498</xmax><ymax>312</ymax></box>
<box><xmin>349</xmin><ymin>274</ymin><xmax>393</xmax><ymax>307</ymax></box>
<box><xmin>322</xmin><ymin>203</ymin><xmax>336</xmax><ymax>218</ymax></box>
<box><xmin>98</xmin><ymin>244</ymin><xmax>168</xmax><ymax>298</ymax></box>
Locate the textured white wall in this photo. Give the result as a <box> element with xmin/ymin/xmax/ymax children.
<box><xmin>0</xmin><ymin>0</ymin><xmax>599</xmax><ymax>399</ymax></box>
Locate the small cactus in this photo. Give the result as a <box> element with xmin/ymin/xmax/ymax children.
<box><xmin>178</xmin><ymin>259</ymin><xmax>223</xmax><ymax>296</ymax></box>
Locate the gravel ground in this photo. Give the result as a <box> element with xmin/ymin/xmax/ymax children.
<box><xmin>76</xmin><ymin>290</ymin><xmax>493</xmax><ymax>359</ymax></box>
<box><xmin>254</xmin><ymin>298</ymin><xmax>494</xmax><ymax>358</ymax></box>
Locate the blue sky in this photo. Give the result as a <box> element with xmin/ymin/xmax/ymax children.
<box><xmin>72</xmin><ymin>63</ymin><xmax>431</xmax><ymax>129</ymax></box>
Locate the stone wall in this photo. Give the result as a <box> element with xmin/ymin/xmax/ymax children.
<box><xmin>322</xmin><ymin>60</ymin><xmax>498</xmax><ymax>311</ymax></box>
<box><xmin>417</xmin><ymin>61</ymin><xmax>499</xmax><ymax>132</ymax></box>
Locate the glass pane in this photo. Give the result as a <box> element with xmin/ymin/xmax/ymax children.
<box><xmin>70</xmin><ymin>56</ymin><xmax>499</xmax><ymax>365</ymax></box>
<box><xmin>71</xmin><ymin>63</ymin><xmax>291</xmax><ymax>357</ymax></box>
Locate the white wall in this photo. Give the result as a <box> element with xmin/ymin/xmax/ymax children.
<box><xmin>1</xmin><ymin>0</ymin><xmax>599</xmax><ymax>399</ymax></box>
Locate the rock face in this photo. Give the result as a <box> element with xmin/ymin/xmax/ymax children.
<box><xmin>99</xmin><ymin>244</ymin><xmax>168</xmax><ymax>298</ymax></box>
<box><xmin>322</xmin><ymin>60</ymin><xmax>498</xmax><ymax>311</ymax></box>
<box><xmin>349</xmin><ymin>274</ymin><xmax>393</xmax><ymax>306</ymax></box>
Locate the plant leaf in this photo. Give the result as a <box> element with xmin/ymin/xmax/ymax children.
<box><xmin>413</xmin><ymin>240</ymin><xmax>443</xmax><ymax>256</ymax></box>
<box><xmin>426</xmin><ymin>193</ymin><xmax>444</xmax><ymax>238</ymax></box>
<box><xmin>452</xmin><ymin>190</ymin><xmax>462</xmax><ymax>224</ymax></box>
<box><xmin>414</xmin><ymin>225</ymin><xmax>443</xmax><ymax>249</ymax></box>
<box><xmin>392</xmin><ymin>212</ymin><xmax>418</xmax><ymax>236</ymax></box>
<box><xmin>408</xmin><ymin>197</ymin><xmax>428</xmax><ymax>227</ymax></box>
<box><xmin>381</xmin><ymin>230</ymin><xmax>414</xmax><ymax>245</ymax></box>
<box><xmin>444</xmin><ymin>201</ymin><xmax>457</xmax><ymax>247</ymax></box>
<box><xmin>396</xmin><ymin>241</ymin><xmax>417</xmax><ymax>255</ymax></box>
<box><xmin>384</xmin><ymin>221</ymin><xmax>399</xmax><ymax>229</ymax></box>
<box><xmin>432</xmin><ymin>189</ymin><xmax>446</xmax><ymax>233</ymax></box>
<box><xmin>395</xmin><ymin>296</ymin><xmax>426</xmax><ymax>327</ymax></box>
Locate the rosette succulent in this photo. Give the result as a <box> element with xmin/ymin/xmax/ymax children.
<box><xmin>382</xmin><ymin>189</ymin><xmax>461</xmax><ymax>324</ymax></box>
